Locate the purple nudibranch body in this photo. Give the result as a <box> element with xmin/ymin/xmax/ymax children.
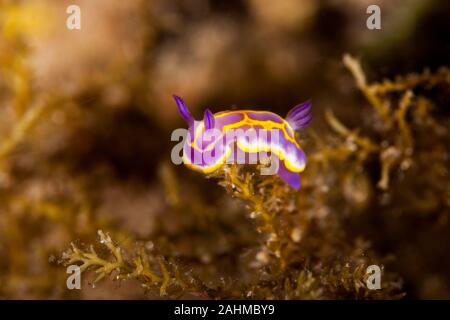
<box><xmin>173</xmin><ymin>95</ymin><xmax>312</xmax><ymax>189</ymax></box>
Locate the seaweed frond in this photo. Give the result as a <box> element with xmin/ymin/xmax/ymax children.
<box><xmin>62</xmin><ymin>230</ymin><xmax>187</xmax><ymax>297</ymax></box>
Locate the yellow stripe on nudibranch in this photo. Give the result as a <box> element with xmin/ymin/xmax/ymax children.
<box><xmin>219</xmin><ymin>111</ymin><xmax>300</xmax><ymax>148</ymax></box>
<box><xmin>182</xmin><ymin>146</ymin><xmax>232</xmax><ymax>174</ymax></box>
<box><xmin>235</xmin><ymin>138</ymin><xmax>305</xmax><ymax>173</ymax></box>
<box><xmin>190</xmin><ymin>111</ymin><xmax>300</xmax><ymax>151</ymax></box>
<box><xmin>183</xmin><ymin>110</ymin><xmax>305</xmax><ymax>174</ymax></box>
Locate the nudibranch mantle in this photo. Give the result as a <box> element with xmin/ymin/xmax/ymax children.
<box><xmin>173</xmin><ymin>95</ymin><xmax>312</xmax><ymax>189</ymax></box>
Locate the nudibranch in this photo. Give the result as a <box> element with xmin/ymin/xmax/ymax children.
<box><xmin>173</xmin><ymin>95</ymin><xmax>311</xmax><ymax>189</ymax></box>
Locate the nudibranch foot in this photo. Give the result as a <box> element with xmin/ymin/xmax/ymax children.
<box><xmin>278</xmin><ymin>162</ymin><xmax>301</xmax><ymax>190</ymax></box>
